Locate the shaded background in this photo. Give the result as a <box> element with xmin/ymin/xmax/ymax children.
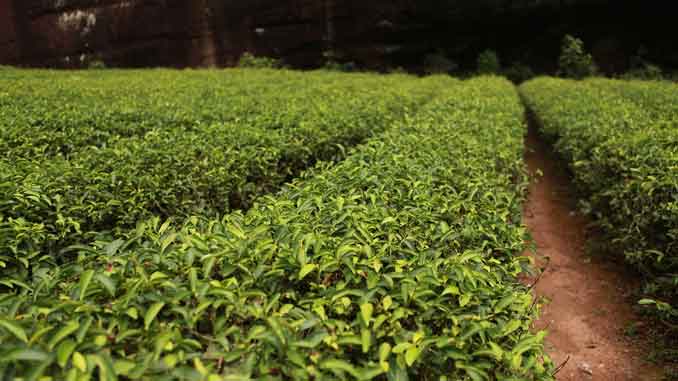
<box><xmin>1</xmin><ymin>0</ymin><xmax>676</xmax><ymax>74</ymax></box>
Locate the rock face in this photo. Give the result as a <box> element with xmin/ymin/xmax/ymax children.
<box><xmin>2</xmin><ymin>0</ymin><xmax>414</xmax><ymax>68</ymax></box>
<box><xmin>5</xmin><ymin>0</ymin><xmax>232</xmax><ymax>67</ymax></box>
<box><xmin>3</xmin><ymin>0</ymin><xmax>351</xmax><ymax>68</ymax></box>
<box><xmin>0</xmin><ymin>1</ymin><xmax>19</xmax><ymax>63</ymax></box>
<box><xmin>1</xmin><ymin>0</ymin><xmax>676</xmax><ymax>72</ymax></box>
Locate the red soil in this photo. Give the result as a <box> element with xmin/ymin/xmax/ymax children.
<box><xmin>523</xmin><ymin>125</ymin><xmax>664</xmax><ymax>381</ymax></box>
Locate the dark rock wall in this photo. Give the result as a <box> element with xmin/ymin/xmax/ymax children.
<box><xmin>5</xmin><ymin>0</ymin><xmax>221</xmax><ymax>67</ymax></box>
<box><xmin>1</xmin><ymin>0</ymin><xmax>676</xmax><ymax>72</ymax></box>
<box><xmin>0</xmin><ymin>1</ymin><xmax>19</xmax><ymax>63</ymax></box>
<box><xmin>1</xmin><ymin>0</ymin><xmax>334</xmax><ymax>68</ymax></box>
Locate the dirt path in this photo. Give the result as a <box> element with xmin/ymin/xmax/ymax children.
<box><xmin>522</xmin><ymin>122</ymin><xmax>664</xmax><ymax>381</ymax></box>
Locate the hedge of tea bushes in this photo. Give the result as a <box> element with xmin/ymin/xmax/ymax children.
<box><xmin>0</xmin><ymin>69</ymin><xmax>291</xmax><ymax>159</ymax></box>
<box><xmin>521</xmin><ymin>77</ymin><xmax>677</xmax><ymax>321</ymax></box>
<box><xmin>0</xmin><ymin>69</ymin><xmax>351</xmax><ymax>160</ymax></box>
<box><xmin>1</xmin><ymin>70</ymin><xmax>444</xmax><ymax>273</ymax></box>
<box><xmin>587</xmin><ymin>78</ymin><xmax>678</xmax><ymax>124</ymax></box>
<box><xmin>0</xmin><ymin>69</ymin><xmax>428</xmax><ymax>161</ymax></box>
<box><xmin>0</xmin><ymin>77</ymin><xmax>554</xmax><ymax>380</ymax></box>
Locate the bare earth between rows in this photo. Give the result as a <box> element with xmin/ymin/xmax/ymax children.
<box><xmin>522</xmin><ymin>124</ymin><xmax>663</xmax><ymax>381</ymax></box>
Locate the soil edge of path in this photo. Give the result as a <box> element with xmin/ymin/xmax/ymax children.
<box><xmin>522</xmin><ymin>117</ymin><xmax>664</xmax><ymax>381</ymax></box>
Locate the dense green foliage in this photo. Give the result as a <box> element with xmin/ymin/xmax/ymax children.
<box><xmin>623</xmin><ymin>49</ymin><xmax>665</xmax><ymax>81</ymax></box>
<box><xmin>521</xmin><ymin>77</ymin><xmax>678</xmax><ymax>326</ymax></box>
<box><xmin>0</xmin><ymin>74</ymin><xmax>553</xmax><ymax>380</ymax></box>
<box><xmin>502</xmin><ymin>63</ymin><xmax>535</xmax><ymax>85</ymax></box>
<box><xmin>0</xmin><ymin>69</ymin><xmax>437</xmax><ymax>273</ymax></box>
<box><xmin>587</xmin><ymin>78</ymin><xmax>678</xmax><ymax>124</ymax></box>
<box><xmin>557</xmin><ymin>35</ymin><xmax>597</xmax><ymax>79</ymax></box>
<box><xmin>621</xmin><ymin>64</ymin><xmax>664</xmax><ymax>81</ymax></box>
<box><xmin>476</xmin><ymin>51</ymin><xmax>501</xmax><ymax>75</ymax></box>
<box><xmin>238</xmin><ymin>54</ymin><xmax>282</xmax><ymax>69</ymax></box>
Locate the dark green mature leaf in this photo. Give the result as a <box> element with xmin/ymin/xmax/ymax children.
<box><xmin>0</xmin><ymin>319</ymin><xmax>27</xmax><ymax>343</ymax></box>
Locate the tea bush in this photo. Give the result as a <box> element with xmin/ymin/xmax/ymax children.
<box><xmin>238</xmin><ymin>53</ymin><xmax>282</xmax><ymax>69</ymax></box>
<box><xmin>621</xmin><ymin>64</ymin><xmax>664</xmax><ymax>81</ymax></box>
<box><xmin>0</xmin><ymin>69</ymin><xmax>440</xmax><ymax>274</ymax></box>
<box><xmin>521</xmin><ymin>77</ymin><xmax>678</xmax><ymax>327</ymax></box>
<box><xmin>503</xmin><ymin>62</ymin><xmax>535</xmax><ymax>84</ymax></box>
<box><xmin>587</xmin><ymin>78</ymin><xmax>677</xmax><ymax>124</ymax></box>
<box><xmin>88</xmin><ymin>60</ymin><xmax>107</xmax><ymax>69</ymax></box>
<box><xmin>623</xmin><ymin>47</ymin><xmax>664</xmax><ymax>81</ymax></box>
<box><xmin>0</xmin><ymin>77</ymin><xmax>553</xmax><ymax>380</ymax></box>
<box><xmin>0</xmin><ymin>69</ymin><xmax>347</xmax><ymax>160</ymax></box>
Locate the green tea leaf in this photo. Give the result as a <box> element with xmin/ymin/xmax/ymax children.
<box><xmin>78</xmin><ymin>270</ymin><xmax>94</xmax><ymax>301</ymax></box>
<box><xmin>96</xmin><ymin>274</ymin><xmax>116</xmax><ymax>296</ymax></box>
<box><xmin>144</xmin><ymin>302</ymin><xmax>165</xmax><ymax>330</ymax></box>
<box><xmin>3</xmin><ymin>348</ymin><xmax>51</xmax><ymax>362</ymax></box>
<box><xmin>298</xmin><ymin>264</ymin><xmax>317</xmax><ymax>280</ymax></box>
<box><xmin>382</xmin><ymin>295</ymin><xmax>393</xmax><ymax>311</ymax></box>
<box><xmin>360</xmin><ymin>303</ymin><xmax>374</xmax><ymax>326</ymax></box>
<box><xmin>361</xmin><ymin>328</ymin><xmax>372</xmax><ymax>353</ymax></box>
<box><xmin>47</xmin><ymin>320</ymin><xmax>80</xmax><ymax>350</ymax></box>
<box><xmin>320</xmin><ymin>359</ymin><xmax>360</xmax><ymax>378</ymax></box>
<box><xmin>56</xmin><ymin>339</ymin><xmax>77</xmax><ymax>368</ymax></box>
<box><xmin>405</xmin><ymin>346</ymin><xmax>421</xmax><ymax>367</ymax></box>
<box><xmin>379</xmin><ymin>342</ymin><xmax>392</xmax><ymax>371</ymax></box>
<box><xmin>0</xmin><ymin>319</ymin><xmax>28</xmax><ymax>343</ymax></box>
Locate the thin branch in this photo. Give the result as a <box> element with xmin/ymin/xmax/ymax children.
<box><xmin>552</xmin><ymin>355</ymin><xmax>571</xmax><ymax>376</ymax></box>
<box><xmin>527</xmin><ymin>264</ymin><xmax>547</xmax><ymax>291</ymax></box>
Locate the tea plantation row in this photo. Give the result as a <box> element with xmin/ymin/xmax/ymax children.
<box><xmin>1</xmin><ymin>70</ymin><xmax>445</xmax><ymax>276</ymax></box>
<box><xmin>521</xmin><ymin>77</ymin><xmax>678</xmax><ymax>324</ymax></box>
<box><xmin>1</xmin><ymin>69</ymin><xmax>412</xmax><ymax>160</ymax></box>
<box><xmin>0</xmin><ymin>77</ymin><xmax>554</xmax><ymax>380</ymax></box>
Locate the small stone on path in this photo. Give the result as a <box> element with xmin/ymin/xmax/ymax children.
<box><xmin>578</xmin><ymin>362</ymin><xmax>593</xmax><ymax>375</ymax></box>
